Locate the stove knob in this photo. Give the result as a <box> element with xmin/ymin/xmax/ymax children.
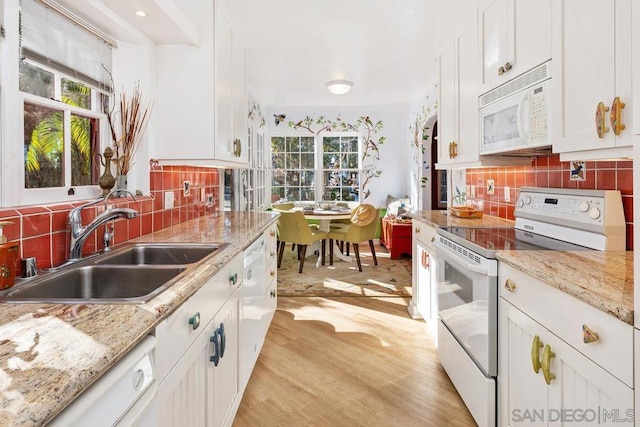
<box><xmin>579</xmin><ymin>201</ymin><xmax>590</xmax><ymax>212</ymax></box>
<box><xmin>517</xmin><ymin>199</ymin><xmax>525</xmax><ymax>208</ymax></box>
<box><xmin>589</xmin><ymin>207</ymin><xmax>601</xmax><ymax>220</ymax></box>
<box><xmin>523</xmin><ymin>195</ymin><xmax>532</xmax><ymax>205</ymax></box>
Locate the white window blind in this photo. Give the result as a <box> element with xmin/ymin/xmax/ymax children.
<box><xmin>1</xmin><ymin>0</ymin><xmax>5</xmax><ymax>37</ymax></box>
<box><xmin>20</xmin><ymin>0</ymin><xmax>114</xmax><ymax>90</ymax></box>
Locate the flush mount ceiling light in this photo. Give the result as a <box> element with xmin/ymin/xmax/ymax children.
<box><xmin>325</xmin><ymin>80</ymin><xmax>353</xmax><ymax>95</ymax></box>
<box><xmin>135</xmin><ymin>10</ymin><xmax>148</xmax><ymax>17</ymax></box>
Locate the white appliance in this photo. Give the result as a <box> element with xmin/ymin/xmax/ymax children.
<box><xmin>479</xmin><ymin>61</ymin><xmax>551</xmax><ymax>155</ymax></box>
<box><xmin>435</xmin><ymin>187</ymin><xmax>625</xmax><ymax>427</ymax></box>
<box><xmin>50</xmin><ymin>335</ymin><xmax>157</xmax><ymax>426</ymax></box>
<box><xmin>240</xmin><ymin>234</ymin><xmax>266</xmax><ymax>389</ymax></box>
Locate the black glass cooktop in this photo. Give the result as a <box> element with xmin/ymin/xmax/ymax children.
<box><xmin>438</xmin><ymin>226</ymin><xmax>591</xmax><ymax>258</ymax></box>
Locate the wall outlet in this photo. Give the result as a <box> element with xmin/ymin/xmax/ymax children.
<box><xmin>164</xmin><ymin>191</ymin><xmax>175</xmax><ymax>209</ymax></box>
<box><xmin>200</xmin><ymin>187</ymin><xmax>205</xmax><ymax>201</ymax></box>
<box><xmin>504</xmin><ymin>186</ymin><xmax>511</xmax><ymax>202</ymax></box>
<box><xmin>206</xmin><ymin>194</ymin><xmax>214</xmax><ymax>207</ymax></box>
<box><xmin>487</xmin><ymin>179</ymin><xmax>495</xmax><ymax>195</ymax></box>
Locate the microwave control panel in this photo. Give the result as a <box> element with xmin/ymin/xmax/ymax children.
<box><xmin>528</xmin><ymin>85</ymin><xmax>548</xmax><ymax>144</ymax></box>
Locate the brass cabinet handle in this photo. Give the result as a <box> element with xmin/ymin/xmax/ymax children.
<box><xmin>541</xmin><ymin>344</ymin><xmax>556</xmax><ymax>385</ymax></box>
<box><xmin>531</xmin><ymin>335</ymin><xmax>543</xmax><ymax>373</ymax></box>
<box><xmin>449</xmin><ymin>141</ymin><xmax>458</xmax><ymax>159</ymax></box>
<box><xmin>609</xmin><ymin>96</ymin><xmax>626</xmax><ymax>136</ymax></box>
<box><xmin>498</xmin><ymin>65</ymin><xmax>505</xmax><ymax>75</ymax></box>
<box><xmin>270</xmin><ymin>289</ymin><xmax>276</xmax><ymax>298</ymax></box>
<box><xmin>595</xmin><ymin>101</ymin><xmax>610</xmax><ymax>138</ymax></box>
<box><xmin>504</xmin><ymin>62</ymin><xmax>512</xmax><ymax>72</ymax></box>
<box><xmin>232</xmin><ymin>138</ymin><xmax>242</xmax><ymax>157</ymax></box>
<box><xmin>269</xmin><ymin>270</ymin><xmax>275</xmax><ymax>277</ymax></box>
<box><xmin>431</xmin><ymin>236</ymin><xmax>436</xmax><ymax>243</ymax></box>
<box><xmin>415</xmin><ymin>227</ymin><xmax>420</xmax><ymax>233</ymax></box>
<box><xmin>582</xmin><ymin>324</ymin><xmax>599</xmax><ymax>343</ymax></box>
<box><xmin>270</xmin><ymin>230</ymin><xmax>276</xmax><ymax>237</ymax></box>
<box><xmin>504</xmin><ymin>278</ymin><xmax>516</xmax><ymax>292</ymax></box>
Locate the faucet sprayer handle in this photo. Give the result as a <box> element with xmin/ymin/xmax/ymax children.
<box><xmin>68</xmin><ymin>195</ymin><xmax>105</xmax><ymax>224</ymax></box>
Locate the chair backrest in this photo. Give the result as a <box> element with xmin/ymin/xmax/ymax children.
<box><xmin>276</xmin><ymin>210</ymin><xmax>317</xmax><ymax>244</ymax></box>
<box><xmin>272</xmin><ymin>202</ymin><xmax>295</xmax><ymax>212</ymax></box>
<box><xmin>344</xmin><ymin>205</ymin><xmax>380</xmax><ymax>242</ymax></box>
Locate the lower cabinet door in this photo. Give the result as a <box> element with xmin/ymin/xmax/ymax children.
<box><xmin>499</xmin><ymin>298</ymin><xmax>633</xmax><ymax>426</ymax></box>
<box><xmin>209</xmin><ymin>290</ymin><xmax>241</xmax><ymax>427</ymax></box>
<box><xmin>155</xmin><ymin>325</ymin><xmax>210</xmax><ymax>427</ymax></box>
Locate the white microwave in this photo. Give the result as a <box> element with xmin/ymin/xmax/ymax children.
<box><xmin>479</xmin><ymin>61</ymin><xmax>551</xmax><ymax>155</ymax></box>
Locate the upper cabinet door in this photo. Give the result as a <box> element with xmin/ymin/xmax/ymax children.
<box><xmin>437</xmin><ymin>42</ymin><xmax>457</xmax><ymax>168</ymax></box>
<box><xmin>479</xmin><ymin>0</ymin><xmax>551</xmax><ymax>95</ymax></box>
<box><xmin>552</xmin><ymin>0</ymin><xmax>632</xmax><ymax>159</ymax></box>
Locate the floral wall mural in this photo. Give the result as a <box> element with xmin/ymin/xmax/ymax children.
<box><xmin>286</xmin><ymin>115</ymin><xmax>386</xmax><ymax>199</ymax></box>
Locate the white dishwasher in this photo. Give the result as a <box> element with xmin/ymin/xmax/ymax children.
<box><xmin>49</xmin><ymin>335</ymin><xmax>157</xmax><ymax>427</ymax></box>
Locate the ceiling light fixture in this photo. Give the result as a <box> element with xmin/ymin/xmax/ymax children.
<box><xmin>325</xmin><ymin>80</ymin><xmax>353</xmax><ymax>95</ymax></box>
<box><xmin>135</xmin><ymin>10</ymin><xmax>148</xmax><ymax>17</ymax></box>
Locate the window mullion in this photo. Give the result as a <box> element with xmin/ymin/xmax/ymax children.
<box><xmin>63</xmin><ymin>109</ymin><xmax>71</xmax><ymax>187</ymax></box>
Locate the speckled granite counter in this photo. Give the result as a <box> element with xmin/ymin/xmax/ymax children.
<box><xmin>496</xmin><ymin>250</ymin><xmax>634</xmax><ymax>325</ymax></box>
<box><xmin>408</xmin><ymin>210</ymin><xmax>633</xmax><ymax>324</ymax></box>
<box><xmin>406</xmin><ymin>209</ymin><xmax>515</xmax><ymax>228</ymax></box>
<box><xmin>0</xmin><ymin>211</ymin><xmax>278</xmax><ymax>426</ymax></box>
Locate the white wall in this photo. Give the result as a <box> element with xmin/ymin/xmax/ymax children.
<box><xmin>111</xmin><ymin>42</ymin><xmax>157</xmax><ymax>196</ymax></box>
<box><xmin>264</xmin><ymin>105</ymin><xmax>409</xmax><ymax>208</ymax></box>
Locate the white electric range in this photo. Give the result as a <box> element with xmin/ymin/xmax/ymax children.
<box><xmin>434</xmin><ymin>187</ymin><xmax>626</xmax><ymax>427</ymax></box>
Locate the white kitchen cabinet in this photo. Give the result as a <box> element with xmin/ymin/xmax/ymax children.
<box><xmin>437</xmin><ymin>11</ymin><xmax>529</xmax><ymax>169</ymax></box>
<box><xmin>153</xmin><ymin>0</ymin><xmax>249</xmax><ymax>167</ymax></box>
<box><xmin>409</xmin><ymin>219</ymin><xmax>437</xmax><ymax>320</ymax></box>
<box><xmin>209</xmin><ymin>290</ymin><xmax>241</xmax><ymax>427</ymax></box>
<box><xmin>552</xmin><ymin>0</ymin><xmax>633</xmax><ymax>161</ymax></box>
<box><xmin>154</xmin><ymin>253</ymin><xmax>244</xmax><ymax>427</ymax></box>
<box><xmin>478</xmin><ymin>0</ymin><xmax>551</xmax><ymax>95</ymax></box>
<box><xmin>499</xmin><ymin>263</ymin><xmax>634</xmax><ymax>426</ymax></box>
<box><xmin>214</xmin><ymin>0</ymin><xmax>249</xmax><ymax>165</ymax></box>
<box><xmin>436</xmin><ymin>12</ymin><xmax>480</xmax><ymax>168</ymax></box>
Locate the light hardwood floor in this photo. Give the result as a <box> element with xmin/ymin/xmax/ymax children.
<box><xmin>234</xmin><ymin>296</ymin><xmax>476</xmax><ymax>426</ymax></box>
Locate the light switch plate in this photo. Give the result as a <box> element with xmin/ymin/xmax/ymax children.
<box><xmin>504</xmin><ymin>186</ymin><xmax>510</xmax><ymax>202</ymax></box>
<box><xmin>164</xmin><ymin>191</ymin><xmax>174</xmax><ymax>209</ymax></box>
<box><xmin>487</xmin><ymin>179</ymin><xmax>495</xmax><ymax>195</ymax></box>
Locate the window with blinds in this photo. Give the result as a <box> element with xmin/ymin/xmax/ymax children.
<box><xmin>18</xmin><ymin>0</ymin><xmax>114</xmax><ymax>194</ymax></box>
<box><xmin>20</xmin><ymin>0</ymin><xmax>114</xmax><ymax>90</ymax></box>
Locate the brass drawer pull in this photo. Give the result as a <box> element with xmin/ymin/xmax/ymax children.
<box><xmin>504</xmin><ymin>278</ymin><xmax>516</xmax><ymax>292</ymax></box>
<box><xmin>541</xmin><ymin>344</ymin><xmax>556</xmax><ymax>385</ymax></box>
<box><xmin>609</xmin><ymin>96</ymin><xmax>626</xmax><ymax>136</ymax></box>
<box><xmin>582</xmin><ymin>324</ymin><xmax>599</xmax><ymax>344</ymax></box>
<box><xmin>595</xmin><ymin>101</ymin><xmax>610</xmax><ymax>138</ymax></box>
<box><xmin>531</xmin><ymin>335</ymin><xmax>543</xmax><ymax>373</ymax></box>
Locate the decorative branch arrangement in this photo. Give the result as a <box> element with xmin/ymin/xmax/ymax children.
<box><xmin>107</xmin><ymin>85</ymin><xmax>153</xmax><ymax>176</ymax></box>
<box><xmin>288</xmin><ymin>115</ymin><xmax>385</xmax><ymax>199</ymax></box>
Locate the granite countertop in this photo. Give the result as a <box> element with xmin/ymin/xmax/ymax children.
<box><xmin>496</xmin><ymin>250</ymin><xmax>634</xmax><ymax>325</ymax></box>
<box><xmin>406</xmin><ymin>209</ymin><xmax>515</xmax><ymax>228</ymax></box>
<box><xmin>0</xmin><ymin>211</ymin><xmax>278</xmax><ymax>426</ymax></box>
<box><xmin>409</xmin><ymin>209</ymin><xmax>634</xmax><ymax>325</ymax></box>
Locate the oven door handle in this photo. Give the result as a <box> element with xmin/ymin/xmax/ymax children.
<box><xmin>439</xmin><ymin>249</ymin><xmax>488</xmax><ymax>275</ymax></box>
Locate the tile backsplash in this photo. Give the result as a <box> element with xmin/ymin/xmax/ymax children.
<box><xmin>465</xmin><ymin>154</ymin><xmax>633</xmax><ymax>250</ymax></box>
<box><xmin>0</xmin><ymin>166</ymin><xmax>220</xmax><ymax>272</ymax></box>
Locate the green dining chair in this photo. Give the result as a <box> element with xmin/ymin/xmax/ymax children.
<box><xmin>276</xmin><ymin>211</ymin><xmax>327</xmax><ymax>273</ymax></box>
<box><xmin>327</xmin><ymin>205</ymin><xmax>380</xmax><ymax>272</ymax></box>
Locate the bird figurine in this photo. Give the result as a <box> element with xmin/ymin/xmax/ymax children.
<box><xmin>274</xmin><ymin>114</ymin><xmax>286</xmax><ymax>126</ymax></box>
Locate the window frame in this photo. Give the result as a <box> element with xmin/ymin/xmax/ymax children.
<box><xmin>269</xmin><ymin>131</ymin><xmax>362</xmax><ymax>204</ymax></box>
<box><xmin>1</xmin><ymin>2</ymin><xmax>110</xmax><ymax>207</ymax></box>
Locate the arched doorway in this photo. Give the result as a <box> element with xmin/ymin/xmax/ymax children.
<box><xmin>429</xmin><ymin>121</ymin><xmax>447</xmax><ymax>209</ymax></box>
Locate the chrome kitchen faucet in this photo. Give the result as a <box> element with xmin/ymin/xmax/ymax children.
<box><xmin>67</xmin><ymin>190</ymin><xmax>139</xmax><ymax>262</ymax></box>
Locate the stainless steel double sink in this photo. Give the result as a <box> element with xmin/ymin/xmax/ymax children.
<box><xmin>0</xmin><ymin>243</ymin><xmax>227</xmax><ymax>304</ymax></box>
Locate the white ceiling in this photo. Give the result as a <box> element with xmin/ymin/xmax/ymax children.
<box><xmin>55</xmin><ymin>0</ymin><xmax>480</xmax><ymax>108</ymax></box>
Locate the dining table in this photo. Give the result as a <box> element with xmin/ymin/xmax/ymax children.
<box><xmin>297</xmin><ymin>207</ymin><xmax>353</xmax><ymax>267</ymax></box>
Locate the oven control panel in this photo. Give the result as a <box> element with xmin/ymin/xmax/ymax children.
<box><xmin>514</xmin><ymin>187</ymin><xmax>626</xmax><ymax>250</ymax></box>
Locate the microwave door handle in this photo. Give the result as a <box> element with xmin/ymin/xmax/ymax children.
<box><xmin>517</xmin><ymin>92</ymin><xmax>529</xmax><ymax>142</ymax></box>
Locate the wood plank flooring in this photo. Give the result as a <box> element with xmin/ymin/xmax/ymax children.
<box><xmin>233</xmin><ymin>296</ymin><xmax>476</xmax><ymax>426</ymax></box>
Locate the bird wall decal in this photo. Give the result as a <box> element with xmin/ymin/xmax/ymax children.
<box><xmin>274</xmin><ymin>114</ymin><xmax>286</xmax><ymax>126</ymax></box>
